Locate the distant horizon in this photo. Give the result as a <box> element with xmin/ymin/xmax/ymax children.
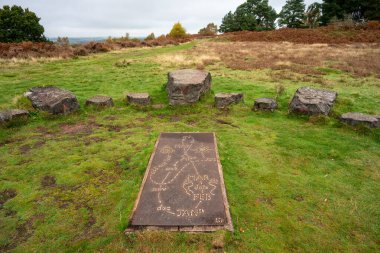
<box><xmin>48</xmin><ymin>36</ymin><xmax>147</xmax><ymax>44</ymax></box>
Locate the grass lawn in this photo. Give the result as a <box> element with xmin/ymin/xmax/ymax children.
<box><xmin>0</xmin><ymin>40</ymin><xmax>379</xmax><ymax>252</ymax></box>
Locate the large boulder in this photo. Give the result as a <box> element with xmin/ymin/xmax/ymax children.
<box><xmin>254</xmin><ymin>98</ymin><xmax>278</xmax><ymax>112</ymax></box>
<box><xmin>340</xmin><ymin>112</ymin><xmax>380</xmax><ymax>128</ymax></box>
<box><xmin>215</xmin><ymin>93</ymin><xmax>244</xmax><ymax>109</ymax></box>
<box><xmin>25</xmin><ymin>87</ymin><xmax>80</xmax><ymax>115</ymax></box>
<box><xmin>289</xmin><ymin>87</ymin><xmax>337</xmax><ymax>116</ymax></box>
<box><xmin>167</xmin><ymin>69</ymin><xmax>211</xmax><ymax>105</ymax></box>
<box><xmin>0</xmin><ymin>109</ymin><xmax>29</xmax><ymax>123</ymax></box>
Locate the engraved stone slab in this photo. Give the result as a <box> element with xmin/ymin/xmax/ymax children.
<box><xmin>129</xmin><ymin>133</ymin><xmax>233</xmax><ymax>231</ymax></box>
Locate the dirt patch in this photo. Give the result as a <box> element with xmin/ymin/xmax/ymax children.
<box><xmin>84</xmin><ymin>137</ymin><xmax>105</xmax><ymax>146</ymax></box>
<box><xmin>106</xmin><ymin>125</ymin><xmax>122</xmax><ymax>132</ymax></box>
<box><xmin>34</xmin><ymin>140</ymin><xmax>46</xmax><ymax>148</ymax></box>
<box><xmin>19</xmin><ymin>144</ymin><xmax>31</xmax><ymax>154</ymax></box>
<box><xmin>152</xmin><ymin>104</ymin><xmax>165</xmax><ymax>109</ymax></box>
<box><xmin>60</xmin><ymin>123</ymin><xmax>94</xmax><ymax>135</ymax></box>
<box><xmin>256</xmin><ymin>196</ymin><xmax>274</xmax><ymax>206</ymax></box>
<box><xmin>115</xmin><ymin>157</ymin><xmax>132</xmax><ymax>170</ymax></box>
<box><xmin>143</xmin><ymin>125</ymin><xmax>153</xmax><ymax>130</ymax></box>
<box><xmin>0</xmin><ymin>189</ymin><xmax>17</xmax><ymax>206</ymax></box>
<box><xmin>292</xmin><ymin>194</ymin><xmax>304</xmax><ymax>202</ymax></box>
<box><xmin>136</xmin><ymin>115</ymin><xmax>153</xmax><ymax>122</ymax></box>
<box><xmin>0</xmin><ymin>214</ymin><xmax>44</xmax><ymax>252</ymax></box>
<box><xmin>156</xmin><ymin>114</ymin><xmax>167</xmax><ymax>120</ymax></box>
<box><xmin>4</xmin><ymin>208</ymin><xmax>17</xmax><ymax>217</ymax></box>
<box><xmin>103</xmin><ymin>116</ymin><xmax>116</xmax><ymax>121</ymax></box>
<box><xmin>186</xmin><ymin>120</ymin><xmax>197</xmax><ymax>126</ymax></box>
<box><xmin>41</xmin><ymin>175</ymin><xmax>56</xmax><ymax>188</ymax></box>
<box><xmin>212</xmin><ymin>234</ymin><xmax>225</xmax><ymax>250</ymax></box>
<box><xmin>170</xmin><ymin>115</ymin><xmax>181</xmax><ymax>122</ymax></box>
<box><xmin>19</xmin><ymin>140</ymin><xmax>46</xmax><ymax>154</ymax></box>
<box><xmin>215</xmin><ymin>119</ymin><xmax>240</xmax><ymax>128</ymax></box>
<box><xmin>34</xmin><ymin>126</ymin><xmax>55</xmax><ymax>137</ymax></box>
<box><xmin>85</xmin><ymin>206</ymin><xmax>96</xmax><ymax>227</ymax></box>
<box><xmin>73</xmin><ymin>205</ymin><xmax>105</xmax><ymax>242</ymax></box>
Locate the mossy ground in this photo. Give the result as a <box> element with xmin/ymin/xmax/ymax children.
<box><xmin>0</xmin><ymin>40</ymin><xmax>379</xmax><ymax>252</ymax></box>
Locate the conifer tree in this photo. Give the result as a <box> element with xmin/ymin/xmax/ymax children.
<box><xmin>278</xmin><ymin>0</ymin><xmax>306</xmax><ymax>28</ymax></box>
<box><xmin>305</xmin><ymin>3</ymin><xmax>322</xmax><ymax>28</ymax></box>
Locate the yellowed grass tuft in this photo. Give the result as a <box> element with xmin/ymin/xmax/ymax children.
<box><xmin>154</xmin><ymin>43</ymin><xmax>221</xmax><ymax>69</ymax></box>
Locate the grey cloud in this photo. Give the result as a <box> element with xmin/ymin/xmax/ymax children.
<box><xmin>1</xmin><ymin>0</ymin><xmax>321</xmax><ymax>37</ymax></box>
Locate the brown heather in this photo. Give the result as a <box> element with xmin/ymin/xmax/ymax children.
<box><xmin>155</xmin><ymin>41</ymin><xmax>380</xmax><ymax>78</ymax></box>
<box><xmin>0</xmin><ymin>36</ymin><xmax>194</xmax><ymax>59</ymax></box>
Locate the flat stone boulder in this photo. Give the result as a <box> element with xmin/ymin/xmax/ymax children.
<box><xmin>289</xmin><ymin>87</ymin><xmax>337</xmax><ymax>116</ymax></box>
<box><xmin>127</xmin><ymin>93</ymin><xmax>151</xmax><ymax>105</ymax></box>
<box><xmin>340</xmin><ymin>112</ymin><xmax>380</xmax><ymax>128</ymax></box>
<box><xmin>215</xmin><ymin>93</ymin><xmax>243</xmax><ymax>108</ymax></box>
<box><xmin>0</xmin><ymin>109</ymin><xmax>29</xmax><ymax>123</ymax></box>
<box><xmin>167</xmin><ymin>69</ymin><xmax>211</xmax><ymax>105</ymax></box>
<box><xmin>254</xmin><ymin>98</ymin><xmax>278</xmax><ymax>112</ymax></box>
<box><xmin>86</xmin><ymin>96</ymin><xmax>114</xmax><ymax>107</ymax></box>
<box><xmin>25</xmin><ymin>87</ymin><xmax>79</xmax><ymax>115</ymax></box>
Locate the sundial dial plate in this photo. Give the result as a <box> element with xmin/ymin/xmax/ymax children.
<box><xmin>129</xmin><ymin>133</ymin><xmax>233</xmax><ymax>232</ymax></box>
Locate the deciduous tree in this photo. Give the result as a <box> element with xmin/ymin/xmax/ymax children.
<box><xmin>145</xmin><ymin>33</ymin><xmax>155</xmax><ymax>41</ymax></box>
<box><xmin>169</xmin><ymin>22</ymin><xmax>186</xmax><ymax>38</ymax></box>
<box><xmin>278</xmin><ymin>0</ymin><xmax>306</xmax><ymax>28</ymax></box>
<box><xmin>198</xmin><ymin>23</ymin><xmax>218</xmax><ymax>36</ymax></box>
<box><xmin>305</xmin><ymin>3</ymin><xmax>322</xmax><ymax>28</ymax></box>
<box><xmin>0</xmin><ymin>5</ymin><xmax>47</xmax><ymax>42</ymax></box>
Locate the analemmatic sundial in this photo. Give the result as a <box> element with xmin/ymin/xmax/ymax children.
<box><xmin>128</xmin><ymin>133</ymin><xmax>233</xmax><ymax>232</ymax></box>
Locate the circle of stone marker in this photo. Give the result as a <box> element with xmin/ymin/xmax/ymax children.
<box><xmin>289</xmin><ymin>86</ymin><xmax>337</xmax><ymax>116</ymax></box>
<box><xmin>2</xmin><ymin>72</ymin><xmax>375</xmax><ymax>133</ymax></box>
<box><xmin>126</xmin><ymin>93</ymin><xmax>151</xmax><ymax>106</ymax></box>
<box><xmin>214</xmin><ymin>93</ymin><xmax>244</xmax><ymax>109</ymax></box>
<box><xmin>86</xmin><ymin>96</ymin><xmax>114</xmax><ymax>107</ymax></box>
<box><xmin>24</xmin><ymin>86</ymin><xmax>80</xmax><ymax>115</ymax></box>
<box><xmin>167</xmin><ymin>69</ymin><xmax>211</xmax><ymax>105</ymax></box>
<box><xmin>0</xmin><ymin>109</ymin><xmax>29</xmax><ymax>124</ymax></box>
<box><xmin>340</xmin><ymin>112</ymin><xmax>380</xmax><ymax>128</ymax></box>
<box><xmin>254</xmin><ymin>98</ymin><xmax>278</xmax><ymax>112</ymax></box>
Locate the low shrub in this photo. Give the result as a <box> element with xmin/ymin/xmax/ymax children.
<box><xmin>0</xmin><ymin>35</ymin><xmax>192</xmax><ymax>59</ymax></box>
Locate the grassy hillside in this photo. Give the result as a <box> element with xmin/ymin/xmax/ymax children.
<box><xmin>0</xmin><ymin>40</ymin><xmax>379</xmax><ymax>252</ymax></box>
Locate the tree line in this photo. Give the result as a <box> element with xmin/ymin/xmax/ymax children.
<box><xmin>219</xmin><ymin>0</ymin><xmax>380</xmax><ymax>32</ymax></box>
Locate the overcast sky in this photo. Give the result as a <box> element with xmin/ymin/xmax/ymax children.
<box><xmin>1</xmin><ymin>0</ymin><xmax>321</xmax><ymax>37</ymax></box>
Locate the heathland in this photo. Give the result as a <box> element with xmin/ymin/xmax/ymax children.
<box><xmin>0</xmin><ymin>32</ymin><xmax>379</xmax><ymax>252</ymax></box>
